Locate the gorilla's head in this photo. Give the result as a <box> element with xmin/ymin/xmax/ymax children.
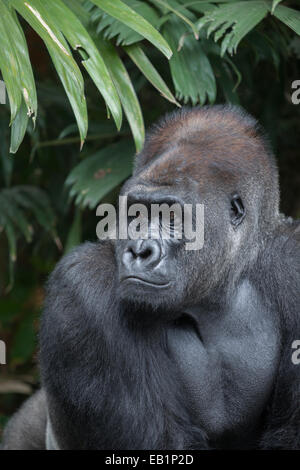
<box><xmin>115</xmin><ymin>105</ymin><xmax>280</xmax><ymax>316</ymax></box>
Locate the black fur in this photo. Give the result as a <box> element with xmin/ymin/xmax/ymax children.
<box><xmin>2</xmin><ymin>106</ymin><xmax>300</xmax><ymax>450</ymax></box>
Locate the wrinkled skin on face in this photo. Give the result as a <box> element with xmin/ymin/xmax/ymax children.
<box><xmin>115</xmin><ymin>180</ymin><xmax>232</xmax><ymax>315</ymax></box>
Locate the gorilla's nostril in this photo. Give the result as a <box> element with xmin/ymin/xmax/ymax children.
<box><xmin>129</xmin><ymin>247</ymin><xmax>138</xmax><ymax>258</ymax></box>
<box><xmin>138</xmin><ymin>240</ymin><xmax>161</xmax><ymax>266</ymax></box>
<box><xmin>139</xmin><ymin>248</ymin><xmax>152</xmax><ymax>259</ymax></box>
<box><xmin>123</xmin><ymin>240</ymin><xmax>161</xmax><ymax>268</ymax></box>
<box><xmin>125</xmin><ymin>240</ymin><xmax>143</xmax><ymax>259</ymax></box>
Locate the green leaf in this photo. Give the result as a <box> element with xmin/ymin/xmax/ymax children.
<box><xmin>196</xmin><ymin>1</ymin><xmax>269</xmax><ymax>56</ymax></box>
<box><xmin>58</xmin><ymin>123</ymin><xmax>79</xmax><ymax>140</ymax></box>
<box><xmin>271</xmin><ymin>0</ymin><xmax>282</xmax><ymax>14</ymax></box>
<box><xmin>9</xmin><ymin>186</ymin><xmax>56</xmax><ymax>234</ymax></box>
<box><xmin>272</xmin><ymin>5</ymin><xmax>300</xmax><ymax>36</ymax></box>
<box><xmin>48</xmin><ymin>49</ymin><xmax>88</xmax><ymax>148</ymax></box>
<box><xmin>95</xmin><ymin>38</ymin><xmax>145</xmax><ymax>152</ymax></box>
<box><xmin>124</xmin><ymin>43</ymin><xmax>179</xmax><ymax>106</ymax></box>
<box><xmin>11</xmin><ymin>0</ymin><xmax>88</xmax><ymax>146</ymax></box>
<box><xmin>92</xmin><ymin>0</ymin><xmax>159</xmax><ymax>46</ymax></box>
<box><xmin>66</xmin><ymin>140</ymin><xmax>134</xmax><ymax>209</ymax></box>
<box><xmin>210</xmin><ymin>55</ymin><xmax>240</xmax><ymax>104</ymax></box>
<box><xmin>224</xmin><ymin>56</ymin><xmax>241</xmax><ymax>91</ymax></box>
<box><xmin>0</xmin><ymin>2</ymin><xmax>22</xmax><ymax>123</ymax></box>
<box><xmin>0</xmin><ymin>0</ymin><xmax>38</xmax><ymax>145</ymax></box>
<box><xmin>10</xmin><ymin>98</ymin><xmax>29</xmax><ymax>154</ymax></box>
<box><xmin>177</xmin><ymin>1</ymin><xmax>216</xmax><ymax>15</ymax></box>
<box><xmin>46</xmin><ymin>0</ymin><xmax>122</xmax><ymax>130</ymax></box>
<box><xmin>90</xmin><ymin>0</ymin><xmax>172</xmax><ymax>59</ymax></box>
<box><xmin>6</xmin><ymin>4</ymin><xmax>38</xmax><ymax>123</ymax></box>
<box><xmin>0</xmin><ymin>185</ymin><xmax>58</xmax><ymax>288</ymax></box>
<box><xmin>164</xmin><ymin>18</ymin><xmax>216</xmax><ymax>104</ymax></box>
<box><xmin>0</xmin><ymin>191</ymin><xmax>33</xmax><ymax>243</ymax></box>
<box><xmin>150</xmin><ymin>0</ymin><xmax>199</xmax><ymax>38</ymax></box>
<box><xmin>62</xmin><ymin>0</ymin><xmax>91</xmax><ymax>26</ymax></box>
<box><xmin>64</xmin><ymin>208</ymin><xmax>82</xmax><ymax>254</ymax></box>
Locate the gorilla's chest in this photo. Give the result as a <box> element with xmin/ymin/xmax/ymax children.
<box><xmin>167</xmin><ymin>281</ymin><xmax>280</xmax><ymax>443</ymax></box>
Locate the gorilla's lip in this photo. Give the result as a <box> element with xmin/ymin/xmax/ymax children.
<box><xmin>121</xmin><ymin>276</ymin><xmax>170</xmax><ymax>288</ymax></box>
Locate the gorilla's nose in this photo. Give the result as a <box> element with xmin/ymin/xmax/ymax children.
<box><xmin>122</xmin><ymin>239</ymin><xmax>161</xmax><ymax>270</ymax></box>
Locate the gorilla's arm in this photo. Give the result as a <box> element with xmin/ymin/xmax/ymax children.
<box><xmin>259</xmin><ymin>222</ymin><xmax>300</xmax><ymax>449</ymax></box>
<box><xmin>1</xmin><ymin>390</ymin><xmax>47</xmax><ymax>450</ymax></box>
<box><xmin>39</xmin><ymin>241</ymin><xmax>207</xmax><ymax>450</ymax></box>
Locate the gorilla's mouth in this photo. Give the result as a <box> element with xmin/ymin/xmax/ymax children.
<box><xmin>121</xmin><ymin>276</ymin><xmax>170</xmax><ymax>288</ymax></box>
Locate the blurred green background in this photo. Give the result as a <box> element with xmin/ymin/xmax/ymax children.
<box><xmin>0</xmin><ymin>0</ymin><xmax>299</xmax><ymax>437</ymax></box>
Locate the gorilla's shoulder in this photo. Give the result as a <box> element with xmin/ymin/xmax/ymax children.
<box><xmin>261</xmin><ymin>219</ymin><xmax>300</xmax><ymax>298</ymax></box>
<box><xmin>45</xmin><ymin>240</ymin><xmax>116</xmax><ymax>309</ymax></box>
<box><xmin>280</xmin><ymin>217</ymin><xmax>300</xmax><ymax>252</ymax></box>
<box><xmin>49</xmin><ymin>240</ymin><xmax>114</xmax><ymax>278</ymax></box>
<box><xmin>272</xmin><ymin>218</ymin><xmax>300</xmax><ymax>300</ymax></box>
<box><xmin>56</xmin><ymin>240</ymin><xmax>114</xmax><ymax>268</ymax></box>
<box><xmin>290</xmin><ymin>219</ymin><xmax>300</xmax><ymax>242</ymax></box>
<box><xmin>274</xmin><ymin>217</ymin><xmax>300</xmax><ymax>250</ymax></box>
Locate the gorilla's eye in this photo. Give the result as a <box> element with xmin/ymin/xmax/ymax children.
<box><xmin>230</xmin><ymin>194</ymin><xmax>245</xmax><ymax>227</ymax></box>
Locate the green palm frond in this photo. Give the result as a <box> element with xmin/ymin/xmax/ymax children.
<box><xmin>95</xmin><ymin>38</ymin><xmax>145</xmax><ymax>152</ymax></box>
<box><xmin>90</xmin><ymin>0</ymin><xmax>172</xmax><ymax>58</ymax></box>
<box><xmin>90</xmin><ymin>0</ymin><xmax>160</xmax><ymax>45</ymax></box>
<box><xmin>196</xmin><ymin>1</ymin><xmax>300</xmax><ymax>56</ymax></box>
<box><xmin>1</xmin><ymin>0</ymin><xmax>300</xmax><ymax>156</ymax></box>
<box><xmin>164</xmin><ymin>18</ymin><xmax>216</xmax><ymax>105</ymax></box>
<box><xmin>271</xmin><ymin>0</ymin><xmax>283</xmax><ymax>14</ymax></box>
<box><xmin>0</xmin><ymin>0</ymin><xmax>300</xmax><ymax>291</ymax></box>
<box><xmin>0</xmin><ymin>1</ymin><xmax>37</xmax><ymax>152</ymax></box>
<box><xmin>0</xmin><ymin>185</ymin><xmax>57</xmax><ymax>288</ymax></box>
<box><xmin>272</xmin><ymin>5</ymin><xmax>300</xmax><ymax>36</ymax></box>
<box><xmin>176</xmin><ymin>1</ymin><xmax>217</xmax><ymax>15</ymax></box>
<box><xmin>0</xmin><ymin>0</ymin><xmax>173</xmax><ymax>153</ymax></box>
<box><xmin>196</xmin><ymin>1</ymin><xmax>270</xmax><ymax>56</ymax></box>
<box><xmin>66</xmin><ymin>140</ymin><xmax>134</xmax><ymax>209</ymax></box>
<box><xmin>124</xmin><ymin>43</ymin><xmax>180</xmax><ymax>106</ymax></box>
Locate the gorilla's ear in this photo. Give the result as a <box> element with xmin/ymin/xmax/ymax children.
<box><xmin>230</xmin><ymin>194</ymin><xmax>245</xmax><ymax>227</ymax></box>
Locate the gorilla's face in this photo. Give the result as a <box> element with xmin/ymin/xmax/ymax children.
<box><xmin>113</xmin><ymin>105</ymin><xmax>279</xmax><ymax>319</ymax></box>
<box><xmin>115</xmin><ymin>175</ymin><xmax>247</xmax><ymax>317</ymax></box>
<box><xmin>115</xmin><ymin>192</ymin><xmax>186</xmax><ymax>315</ymax></box>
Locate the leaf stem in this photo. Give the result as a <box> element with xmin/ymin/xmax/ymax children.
<box><xmin>151</xmin><ymin>0</ymin><xmax>199</xmax><ymax>39</ymax></box>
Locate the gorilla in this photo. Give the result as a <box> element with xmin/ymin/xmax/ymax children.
<box><xmin>2</xmin><ymin>105</ymin><xmax>300</xmax><ymax>450</ymax></box>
